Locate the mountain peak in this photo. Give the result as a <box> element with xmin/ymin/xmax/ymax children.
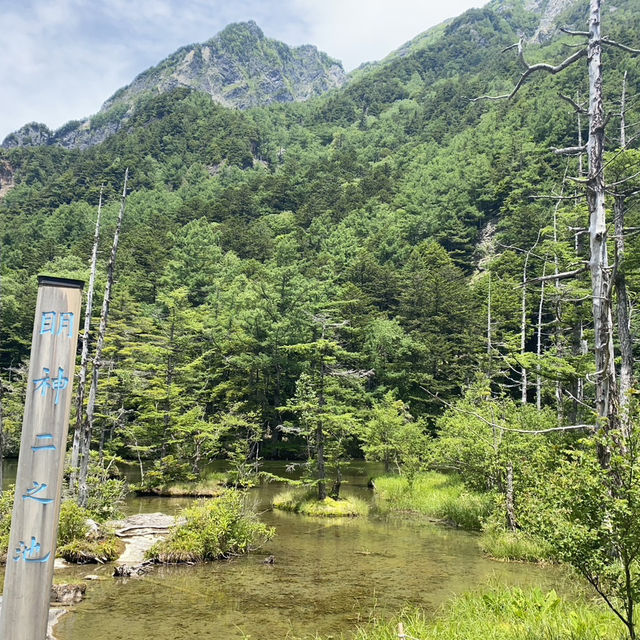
<box><xmin>101</xmin><ymin>21</ymin><xmax>345</xmax><ymax>114</ymax></box>
<box><xmin>215</xmin><ymin>20</ymin><xmax>264</xmax><ymax>40</ymax></box>
<box><xmin>3</xmin><ymin>21</ymin><xmax>345</xmax><ymax>150</ymax></box>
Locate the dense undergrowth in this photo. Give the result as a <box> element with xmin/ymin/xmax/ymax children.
<box><xmin>346</xmin><ymin>586</ymin><xmax>622</xmax><ymax>640</ymax></box>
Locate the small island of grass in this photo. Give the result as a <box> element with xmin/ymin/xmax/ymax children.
<box><xmin>373</xmin><ymin>472</ymin><xmax>492</xmax><ymax>530</ymax></box>
<box><xmin>272</xmin><ymin>489</ymin><xmax>369</xmax><ymax>517</ymax></box>
<box><xmin>146</xmin><ymin>491</ymin><xmax>274</xmax><ymax>563</ymax></box>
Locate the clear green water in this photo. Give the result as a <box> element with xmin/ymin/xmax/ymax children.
<box><xmin>3</xmin><ymin>461</ymin><xmax>565</xmax><ymax>639</ymax></box>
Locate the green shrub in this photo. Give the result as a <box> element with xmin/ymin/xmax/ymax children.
<box><xmin>374</xmin><ymin>473</ymin><xmax>492</xmax><ymax>530</ymax></box>
<box><xmin>146</xmin><ymin>490</ymin><xmax>274</xmax><ymax>563</ymax></box>
<box><xmin>348</xmin><ymin>586</ymin><xmax>622</xmax><ymax>640</ymax></box>
<box><xmin>140</xmin><ymin>455</ymin><xmax>196</xmax><ymax>490</ymax></box>
<box><xmin>58</xmin><ymin>501</ymin><xmax>90</xmax><ymax>546</ymax></box>
<box><xmin>0</xmin><ymin>487</ymin><xmax>14</xmax><ymax>559</ymax></box>
<box><xmin>85</xmin><ymin>456</ymin><xmax>128</xmax><ymax>521</ymax></box>
<box><xmin>273</xmin><ymin>489</ymin><xmax>369</xmax><ymax>517</ymax></box>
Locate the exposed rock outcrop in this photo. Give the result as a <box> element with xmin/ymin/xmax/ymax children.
<box><xmin>0</xmin><ymin>161</ymin><xmax>15</xmax><ymax>200</ymax></box>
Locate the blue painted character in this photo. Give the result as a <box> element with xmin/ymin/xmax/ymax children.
<box><xmin>13</xmin><ymin>537</ymin><xmax>51</xmax><ymax>564</ymax></box>
<box><xmin>22</xmin><ymin>481</ymin><xmax>53</xmax><ymax>505</ymax></box>
<box><xmin>57</xmin><ymin>312</ymin><xmax>74</xmax><ymax>338</ymax></box>
<box><xmin>33</xmin><ymin>367</ymin><xmax>69</xmax><ymax>405</ymax></box>
<box><xmin>31</xmin><ymin>433</ymin><xmax>56</xmax><ymax>452</ymax></box>
<box><xmin>40</xmin><ymin>311</ymin><xmax>74</xmax><ymax>338</ymax></box>
<box><xmin>40</xmin><ymin>311</ymin><xmax>56</xmax><ymax>335</ymax></box>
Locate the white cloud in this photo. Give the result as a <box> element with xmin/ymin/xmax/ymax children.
<box><xmin>288</xmin><ymin>0</ymin><xmax>485</xmax><ymax>69</ymax></box>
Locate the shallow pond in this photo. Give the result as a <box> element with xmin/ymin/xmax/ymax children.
<box><xmin>3</xmin><ymin>460</ymin><xmax>566</xmax><ymax>639</ymax></box>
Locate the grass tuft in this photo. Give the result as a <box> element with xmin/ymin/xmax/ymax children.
<box><xmin>135</xmin><ymin>474</ymin><xmax>227</xmax><ymax>497</ymax></box>
<box><xmin>272</xmin><ymin>489</ymin><xmax>369</xmax><ymax>517</ymax></box>
<box><xmin>146</xmin><ymin>490</ymin><xmax>274</xmax><ymax>564</ymax></box>
<box><xmin>348</xmin><ymin>586</ymin><xmax>622</xmax><ymax>640</ymax></box>
<box><xmin>373</xmin><ymin>473</ymin><xmax>492</xmax><ymax>530</ymax></box>
<box><xmin>480</xmin><ymin>526</ymin><xmax>553</xmax><ymax>563</ymax></box>
<box><xmin>58</xmin><ymin>537</ymin><xmax>123</xmax><ymax>564</ymax></box>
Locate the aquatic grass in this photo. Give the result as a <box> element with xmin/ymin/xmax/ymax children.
<box><xmin>135</xmin><ymin>474</ymin><xmax>227</xmax><ymax>497</ymax></box>
<box><xmin>480</xmin><ymin>526</ymin><xmax>553</xmax><ymax>563</ymax></box>
<box><xmin>373</xmin><ymin>473</ymin><xmax>492</xmax><ymax>530</ymax></box>
<box><xmin>146</xmin><ymin>490</ymin><xmax>274</xmax><ymax>563</ymax></box>
<box><xmin>347</xmin><ymin>586</ymin><xmax>622</xmax><ymax>640</ymax></box>
<box><xmin>58</xmin><ymin>536</ymin><xmax>123</xmax><ymax>564</ymax></box>
<box><xmin>272</xmin><ymin>489</ymin><xmax>369</xmax><ymax>517</ymax></box>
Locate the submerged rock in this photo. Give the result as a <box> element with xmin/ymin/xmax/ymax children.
<box><xmin>50</xmin><ymin>583</ymin><xmax>87</xmax><ymax>605</ymax></box>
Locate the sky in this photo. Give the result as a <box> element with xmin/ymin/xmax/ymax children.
<box><xmin>0</xmin><ymin>0</ymin><xmax>485</xmax><ymax>141</ymax></box>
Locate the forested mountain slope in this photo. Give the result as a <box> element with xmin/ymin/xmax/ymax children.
<box><xmin>0</xmin><ymin>0</ymin><xmax>639</xmax><ymax>468</ymax></box>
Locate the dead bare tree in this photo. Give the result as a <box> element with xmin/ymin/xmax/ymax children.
<box><xmin>475</xmin><ymin>0</ymin><xmax>639</xmax><ymax>461</ymax></box>
<box><xmin>70</xmin><ymin>185</ymin><xmax>104</xmax><ymax>491</ymax></box>
<box><xmin>78</xmin><ymin>170</ymin><xmax>128</xmax><ymax>508</ymax></box>
<box><xmin>611</xmin><ymin>70</ymin><xmax>637</xmax><ymax>439</ymax></box>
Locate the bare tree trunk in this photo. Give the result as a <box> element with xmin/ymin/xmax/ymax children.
<box><xmin>520</xmin><ymin>237</ymin><xmax>539</xmax><ymax>404</ymax></box>
<box><xmin>0</xmin><ymin>239</ymin><xmax>3</xmax><ymax>495</ymax></box>
<box><xmin>615</xmin><ymin>71</ymin><xmax>633</xmax><ymax>440</ymax></box>
<box><xmin>161</xmin><ymin>310</ymin><xmax>175</xmax><ymax>459</ymax></box>
<box><xmin>316</xmin><ymin>357</ymin><xmax>327</xmax><ymax>501</ymax></box>
<box><xmin>78</xmin><ymin>170</ymin><xmax>128</xmax><ymax>507</ymax></box>
<box><xmin>620</xmin><ymin>70</ymin><xmax>628</xmax><ymax>149</ymax></box>
<box><xmin>506</xmin><ymin>462</ymin><xmax>517</xmax><ymax>532</ymax></box>
<box><xmin>536</xmin><ymin>265</ymin><xmax>546</xmax><ymax>410</ymax></box>
<box><xmin>0</xmin><ymin>371</ymin><xmax>3</xmax><ymax>496</ymax></box>
<box><xmin>521</xmin><ymin>266</ymin><xmax>528</xmax><ymax>404</ymax></box>
<box><xmin>70</xmin><ymin>185</ymin><xmax>103</xmax><ymax>491</ymax></box>
<box><xmin>586</xmin><ymin>0</ymin><xmax>618</xmax><ymax>460</ymax></box>
<box><xmin>487</xmin><ymin>274</ymin><xmax>493</xmax><ymax>380</ymax></box>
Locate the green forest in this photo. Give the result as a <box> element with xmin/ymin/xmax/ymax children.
<box><xmin>2</xmin><ymin>0</ymin><xmax>640</xmax><ymax>638</ymax></box>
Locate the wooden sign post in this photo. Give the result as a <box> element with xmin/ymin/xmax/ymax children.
<box><xmin>0</xmin><ymin>276</ymin><xmax>83</xmax><ymax>640</ymax></box>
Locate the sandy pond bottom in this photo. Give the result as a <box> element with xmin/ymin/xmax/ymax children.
<box><xmin>3</xmin><ymin>462</ymin><xmax>567</xmax><ymax>640</ymax></box>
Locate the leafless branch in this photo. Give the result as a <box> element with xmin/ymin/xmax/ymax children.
<box><xmin>606</xmin><ymin>169</ymin><xmax>640</xmax><ymax>189</ymax></box>
<box><xmin>560</xmin><ymin>28</ymin><xmax>589</xmax><ymax>37</ymax></box>
<box><xmin>525</xmin><ymin>267</ymin><xmax>588</xmax><ymax>284</ymax></box>
<box><xmin>530</xmin><ymin>193</ymin><xmax>583</xmax><ymax>201</ymax></box>
<box><xmin>329</xmin><ymin>368</ymin><xmax>375</xmax><ymax>379</ymax></box>
<box><xmin>553</xmin><ymin>145</ymin><xmax>588</xmax><ymax>155</ymax></box>
<box><xmin>602</xmin><ymin>37</ymin><xmax>640</xmax><ymax>55</ymax></box>
<box><xmin>471</xmin><ymin>40</ymin><xmax>587</xmax><ymax>102</ymax></box>
<box><xmin>559</xmin><ymin>93</ymin><xmax>588</xmax><ymax>114</ymax></box>
<box><xmin>420</xmin><ymin>386</ymin><xmax>595</xmax><ymax>435</ymax></box>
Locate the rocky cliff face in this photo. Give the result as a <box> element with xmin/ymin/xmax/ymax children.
<box><xmin>102</xmin><ymin>21</ymin><xmax>345</xmax><ymax>113</ymax></box>
<box><xmin>2</xmin><ymin>122</ymin><xmax>53</xmax><ymax>149</ymax></box>
<box><xmin>2</xmin><ymin>21</ymin><xmax>345</xmax><ymax>150</ymax></box>
<box><xmin>0</xmin><ymin>160</ymin><xmax>15</xmax><ymax>200</ymax></box>
<box><xmin>523</xmin><ymin>0</ymin><xmax>584</xmax><ymax>41</ymax></box>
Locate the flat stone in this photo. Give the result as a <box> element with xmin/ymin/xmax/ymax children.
<box><xmin>115</xmin><ymin>512</ymin><xmax>177</xmax><ymax>537</ymax></box>
<box><xmin>115</xmin><ymin>513</ymin><xmax>179</xmax><ymax>565</ymax></box>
